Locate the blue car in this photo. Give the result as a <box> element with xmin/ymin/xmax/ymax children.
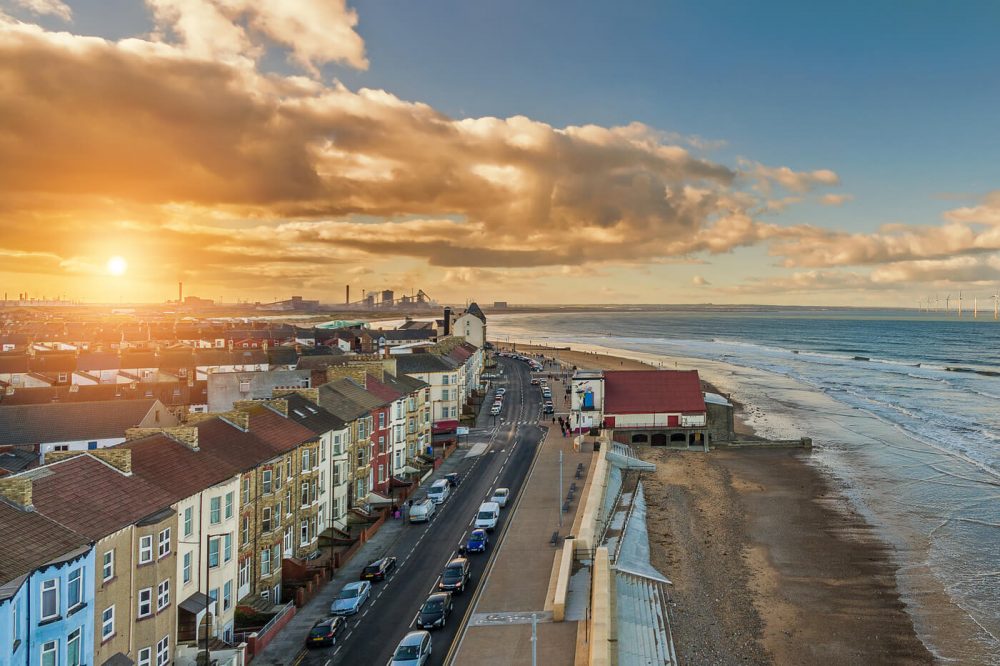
<box><xmin>466</xmin><ymin>529</ymin><xmax>488</xmax><ymax>553</ymax></box>
<box><xmin>330</xmin><ymin>580</ymin><xmax>371</xmax><ymax>615</ymax></box>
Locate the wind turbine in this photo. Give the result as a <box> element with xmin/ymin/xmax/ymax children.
<box><xmin>959</xmin><ymin>291</ymin><xmax>963</xmax><ymax>318</ymax></box>
<box><xmin>974</xmin><ymin>296</ymin><xmax>978</xmax><ymax>319</ymax></box>
<box><xmin>945</xmin><ymin>294</ymin><xmax>951</xmax><ymax>313</ymax></box>
<box><xmin>994</xmin><ymin>291</ymin><xmax>999</xmax><ymax>320</ymax></box>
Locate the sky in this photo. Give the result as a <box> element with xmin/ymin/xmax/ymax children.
<box><xmin>3</xmin><ymin>0</ymin><xmax>1000</xmax><ymax>306</ymax></box>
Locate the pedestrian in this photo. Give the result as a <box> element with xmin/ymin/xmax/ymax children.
<box><xmin>408</xmin><ymin>499</ymin><xmax>414</xmax><ymax>508</ymax></box>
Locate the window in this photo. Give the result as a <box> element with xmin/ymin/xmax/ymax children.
<box><xmin>102</xmin><ymin>549</ymin><xmax>115</xmax><ymax>582</ymax></box>
<box><xmin>301</xmin><ymin>449</ymin><xmax>310</xmax><ymax>471</ymax></box>
<box><xmin>442</xmin><ymin>389</ymin><xmax>449</xmax><ymax>401</ymax></box>
<box><xmin>283</xmin><ymin>526</ymin><xmax>292</xmax><ymax>553</ymax></box>
<box><xmin>156</xmin><ymin>636</ymin><xmax>169</xmax><ymax>666</ymax></box>
<box><xmin>286</xmin><ymin>490</ymin><xmax>292</xmax><ymax>514</ymax></box>
<box><xmin>333</xmin><ymin>434</ymin><xmax>342</xmax><ymax>454</ymax></box>
<box><xmin>41</xmin><ymin>641</ymin><xmax>57</xmax><ymax>666</ymax></box>
<box><xmin>452</xmin><ymin>375</ymin><xmax>457</xmax><ymax>385</ymax></box>
<box><xmin>183</xmin><ymin>506</ymin><xmax>193</xmax><ymax>536</ymax></box>
<box><xmin>242</xmin><ymin>477</ymin><xmax>250</xmax><ymax>503</ymax></box>
<box><xmin>274</xmin><ymin>465</ymin><xmax>282</xmax><ymax>490</ymax></box>
<box><xmin>102</xmin><ymin>605</ymin><xmax>115</xmax><ymax>640</ymax></box>
<box><xmin>183</xmin><ymin>552</ymin><xmax>192</xmax><ymax>583</ymax></box>
<box><xmin>301</xmin><ymin>482</ymin><xmax>309</xmax><ymax>507</ymax></box>
<box><xmin>286</xmin><ymin>460</ymin><xmax>292</xmax><ymax>480</ymax></box>
<box><xmin>378</xmin><ymin>435</ymin><xmax>385</xmax><ymax>452</ymax></box>
<box><xmin>12</xmin><ymin>598</ymin><xmax>20</xmax><ymax>643</ymax></box>
<box><xmin>67</xmin><ymin>568</ymin><xmax>83</xmax><ymax>610</ymax></box>
<box><xmin>239</xmin><ymin>558</ymin><xmax>250</xmax><ymax>589</ymax></box>
<box><xmin>261</xmin><ymin>548</ymin><xmax>271</xmax><ymax>576</ymax></box>
<box><xmin>378</xmin><ymin>465</ymin><xmax>385</xmax><ymax>483</ymax></box>
<box><xmin>241</xmin><ymin>515</ymin><xmax>250</xmax><ymax>546</ymax></box>
<box><xmin>225</xmin><ymin>491</ymin><xmax>234</xmax><ymax>519</ymax></box>
<box><xmin>139</xmin><ymin>535</ymin><xmax>153</xmax><ymax>564</ymax></box>
<box><xmin>223</xmin><ymin>533</ymin><xmax>232</xmax><ymax>562</ymax></box>
<box><xmin>262</xmin><ymin>469</ymin><xmax>272</xmax><ymax>494</ymax></box>
<box><xmin>138</xmin><ymin>588</ymin><xmax>152</xmax><ymax>617</ymax></box>
<box><xmin>239</xmin><ymin>380</ymin><xmax>250</xmax><ymax>392</ymax></box>
<box><xmin>262</xmin><ymin>507</ymin><xmax>272</xmax><ymax>533</ymax></box>
<box><xmin>210</xmin><ymin>496</ymin><xmax>222</xmax><ymax>524</ymax></box>
<box><xmin>442</xmin><ymin>375</ymin><xmax>449</xmax><ymax>385</ymax></box>
<box><xmin>209</xmin><ymin>537</ymin><xmax>220</xmax><ymax>568</ymax></box>
<box><xmin>67</xmin><ymin>627</ymin><xmax>81</xmax><ymax>665</ymax></box>
<box><xmin>158</xmin><ymin>528</ymin><xmax>171</xmax><ymax>558</ymax></box>
<box><xmin>274</xmin><ymin>502</ymin><xmax>281</xmax><ymax>528</ymax></box>
<box><xmin>157</xmin><ymin>580</ymin><xmax>170</xmax><ymax>611</ymax></box>
<box><xmin>138</xmin><ymin>648</ymin><xmax>152</xmax><ymax>666</ymax></box>
<box><xmin>320</xmin><ymin>471</ymin><xmax>326</xmax><ymax>495</ymax></box>
<box><xmin>320</xmin><ymin>443</ymin><xmax>326</xmax><ymax>462</ymax></box>
<box><xmin>300</xmin><ymin>520</ymin><xmax>308</xmax><ymax>546</ymax></box>
<box><xmin>41</xmin><ymin>578</ymin><xmax>59</xmax><ymax>620</ymax></box>
<box><xmin>223</xmin><ymin>580</ymin><xmax>233</xmax><ymax>611</ymax></box>
<box><xmin>379</xmin><ymin>412</ymin><xmax>386</xmax><ymax>428</ymax></box>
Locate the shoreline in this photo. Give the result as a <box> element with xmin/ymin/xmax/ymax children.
<box><xmin>499</xmin><ymin>340</ymin><xmax>937</xmax><ymax>664</ymax></box>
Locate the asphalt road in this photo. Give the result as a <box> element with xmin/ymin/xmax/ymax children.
<box><xmin>301</xmin><ymin>356</ymin><xmax>545</xmax><ymax>666</ymax></box>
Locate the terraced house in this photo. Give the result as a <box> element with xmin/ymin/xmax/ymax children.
<box><xmin>0</xmin><ymin>483</ymin><xmax>94</xmax><ymax>666</ymax></box>
<box><xmin>315</xmin><ymin>379</ymin><xmax>375</xmax><ymax>507</ymax></box>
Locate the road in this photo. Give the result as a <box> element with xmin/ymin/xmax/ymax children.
<box><xmin>301</xmin><ymin>356</ymin><xmax>544</xmax><ymax>666</ymax></box>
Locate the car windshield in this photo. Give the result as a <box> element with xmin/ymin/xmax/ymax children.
<box><xmin>477</xmin><ymin>511</ymin><xmax>493</xmax><ymax>520</ymax></box>
<box><xmin>471</xmin><ymin>533</ymin><xmax>484</xmax><ymax>541</ymax></box>
<box><xmin>309</xmin><ymin>625</ymin><xmax>330</xmax><ymax>636</ymax></box>
<box><xmin>444</xmin><ymin>566</ymin><xmax>463</xmax><ymax>579</ymax></box>
<box><xmin>394</xmin><ymin>645</ymin><xmax>420</xmax><ymax>659</ymax></box>
<box><xmin>363</xmin><ymin>564</ymin><xmax>380</xmax><ymax>573</ymax></box>
<box><xmin>422</xmin><ymin>599</ymin><xmax>444</xmax><ymax>612</ymax></box>
<box><xmin>338</xmin><ymin>587</ymin><xmax>359</xmax><ymax>599</ymax></box>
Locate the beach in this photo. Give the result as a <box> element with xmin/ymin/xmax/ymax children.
<box><xmin>504</xmin><ymin>342</ymin><xmax>938</xmax><ymax>664</ymax></box>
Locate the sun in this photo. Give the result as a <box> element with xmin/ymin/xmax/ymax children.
<box><xmin>106</xmin><ymin>256</ymin><xmax>128</xmax><ymax>276</ymax></box>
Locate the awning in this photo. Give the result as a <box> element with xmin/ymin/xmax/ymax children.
<box><xmin>179</xmin><ymin>591</ymin><xmax>213</xmax><ymax>615</ymax></box>
<box><xmin>365</xmin><ymin>492</ymin><xmax>394</xmax><ymax>506</ymax></box>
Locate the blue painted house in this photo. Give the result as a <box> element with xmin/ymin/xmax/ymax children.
<box><xmin>0</xmin><ymin>484</ymin><xmax>94</xmax><ymax>666</ymax></box>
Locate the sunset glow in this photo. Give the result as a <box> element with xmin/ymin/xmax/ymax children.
<box><xmin>106</xmin><ymin>256</ymin><xmax>128</xmax><ymax>277</ymax></box>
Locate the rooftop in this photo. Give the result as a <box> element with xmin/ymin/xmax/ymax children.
<box><xmin>603</xmin><ymin>370</ymin><xmax>706</xmax><ymax>415</ymax></box>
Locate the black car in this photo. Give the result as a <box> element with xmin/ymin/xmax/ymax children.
<box><xmin>444</xmin><ymin>472</ymin><xmax>460</xmax><ymax>488</ymax></box>
<box><xmin>361</xmin><ymin>556</ymin><xmax>397</xmax><ymax>582</ymax></box>
<box><xmin>416</xmin><ymin>592</ymin><xmax>453</xmax><ymax>630</ymax></box>
<box><xmin>543</xmin><ymin>404</ymin><xmax>555</xmax><ymax>414</ymax></box>
<box><xmin>437</xmin><ymin>557</ymin><xmax>471</xmax><ymax>593</ymax></box>
<box><xmin>306</xmin><ymin>617</ymin><xmax>344</xmax><ymax>647</ymax></box>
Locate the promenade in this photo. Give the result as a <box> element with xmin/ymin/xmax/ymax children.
<box><xmin>452</xmin><ymin>372</ymin><xmax>593</xmax><ymax>665</ymax></box>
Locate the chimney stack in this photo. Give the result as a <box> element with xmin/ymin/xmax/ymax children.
<box><xmin>443</xmin><ymin>307</ymin><xmax>452</xmax><ymax>336</ymax></box>
<box><xmin>346</xmin><ymin>284</ymin><xmax>350</xmax><ymax>304</ymax></box>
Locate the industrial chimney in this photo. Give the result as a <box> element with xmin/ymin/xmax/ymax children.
<box><xmin>443</xmin><ymin>307</ymin><xmax>452</xmax><ymax>336</ymax></box>
<box><xmin>178</xmin><ymin>281</ymin><xmax>183</xmax><ymax>304</ymax></box>
<box><xmin>346</xmin><ymin>285</ymin><xmax>350</xmax><ymax>304</ymax></box>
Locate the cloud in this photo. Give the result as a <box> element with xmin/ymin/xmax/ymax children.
<box><xmin>691</xmin><ymin>275</ymin><xmax>710</xmax><ymax>286</ymax></box>
<box><xmin>145</xmin><ymin>0</ymin><xmax>367</xmax><ymax>71</ymax></box>
<box><xmin>7</xmin><ymin>0</ymin><xmax>71</xmax><ymax>20</ymax></box>
<box><xmin>819</xmin><ymin>193</ymin><xmax>853</xmax><ymax>206</ymax></box>
<box><xmin>745</xmin><ymin>162</ymin><xmax>840</xmax><ymax>195</ymax></box>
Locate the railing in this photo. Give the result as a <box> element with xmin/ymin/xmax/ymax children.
<box><xmin>256</xmin><ymin>601</ymin><xmax>294</xmax><ymax>639</ymax></box>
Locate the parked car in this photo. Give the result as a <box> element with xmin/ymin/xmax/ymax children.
<box><xmin>490</xmin><ymin>488</ymin><xmax>510</xmax><ymax>507</ymax></box>
<box><xmin>544</xmin><ymin>404</ymin><xmax>555</xmax><ymax>414</ymax></box>
<box><xmin>416</xmin><ymin>592</ymin><xmax>453</xmax><ymax>630</ymax></box>
<box><xmin>427</xmin><ymin>479</ymin><xmax>451</xmax><ymax>504</ymax></box>
<box><xmin>466</xmin><ymin>529</ymin><xmax>489</xmax><ymax>553</ymax></box>
<box><xmin>474</xmin><ymin>501</ymin><xmax>500</xmax><ymax>532</ymax></box>
<box><xmin>444</xmin><ymin>472</ymin><xmax>460</xmax><ymax>487</ymax></box>
<box><xmin>490</xmin><ymin>405</ymin><xmax>501</xmax><ymax>415</ymax></box>
<box><xmin>361</xmin><ymin>556</ymin><xmax>397</xmax><ymax>582</ymax></box>
<box><xmin>330</xmin><ymin>581</ymin><xmax>371</xmax><ymax>615</ymax></box>
<box><xmin>409</xmin><ymin>499</ymin><xmax>435</xmax><ymax>523</ymax></box>
<box><xmin>496</xmin><ymin>388</ymin><xmax>506</xmax><ymax>396</ymax></box>
<box><xmin>438</xmin><ymin>557</ymin><xmax>471</xmax><ymax>593</ymax></box>
<box><xmin>530</xmin><ymin>378</ymin><xmax>540</xmax><ymax>385</ymax></box>
<box><xmin>390</xmin><ymin>631</ymin><xmax>432</xmax><ymax>666</ymax></box>
<box><xmin>306</xmin><ymin>617</ymin><xmax>344</xmax><ymax>647</ymax></box>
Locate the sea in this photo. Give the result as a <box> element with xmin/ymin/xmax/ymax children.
<box><xmin>490</xmin><ymin>307</ymin><xmax>1000</xmax><ymax>664</ymax></box>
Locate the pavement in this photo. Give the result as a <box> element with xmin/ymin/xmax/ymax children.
<box><xmin>254</xmin><ymin>356</ymin><xmax>546</xmax><ymax>666</ymax></box>
<box><xmin>449</xmin><ymin>367</ymin><xmax>594</xmax><ymax>665</ymax></box>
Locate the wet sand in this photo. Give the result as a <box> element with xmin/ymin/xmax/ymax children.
<box><xmin>504</xmin><ymin>342</ymin><xmax>936</xmax><ymax>664</ymax></box>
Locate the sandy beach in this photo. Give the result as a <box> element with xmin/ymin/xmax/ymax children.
<box><xmin>503</xmin><ymin>342</ymin><xmax>935</xmax><ymax>664</ymax></box>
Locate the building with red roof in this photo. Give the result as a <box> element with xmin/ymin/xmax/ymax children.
<box><xmin>571</xmin><ymin>369</ymin><xmax>710</xmax><ymax>447</ymax></box>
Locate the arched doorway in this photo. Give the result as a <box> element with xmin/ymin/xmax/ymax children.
<box><xmin>670</xmin><ymin>433</ymin><xmax>686</xmax><ymax>444</ymax></box>
<box><xmin>631</xmin><ymin>434</ymin><xmax>649</xmax><ymax>444</ymax></box>
<box><xmin>651</xmin><ymin>433</ymin><xmax>667</xmax><ymax>446</ymax></box>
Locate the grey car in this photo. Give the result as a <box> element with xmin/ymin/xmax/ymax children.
<box><xmin>389</xmin><ymin>630</ymin><xmax>432</xmax><ymax>666</ymax></box>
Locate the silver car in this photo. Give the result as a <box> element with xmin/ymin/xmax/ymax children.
<box><xmin>389</xmin><ymin>630</ymin><xmax>432</xmax><ymax>666</ymax></box>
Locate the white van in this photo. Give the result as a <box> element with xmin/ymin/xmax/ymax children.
<box><xmin>409</xmin><ymin>499</ymin><xmax>435</xmax><ymax>523</ymax></box>
<box><xmin>474</xmin><ymin>501</ymin><xmax>500</xmax><ymax>532</ymax></box>
<box><xmin>427</xmin><ymin>479</ymin><xmax>451</xmax><ymax>505</ymax></box>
